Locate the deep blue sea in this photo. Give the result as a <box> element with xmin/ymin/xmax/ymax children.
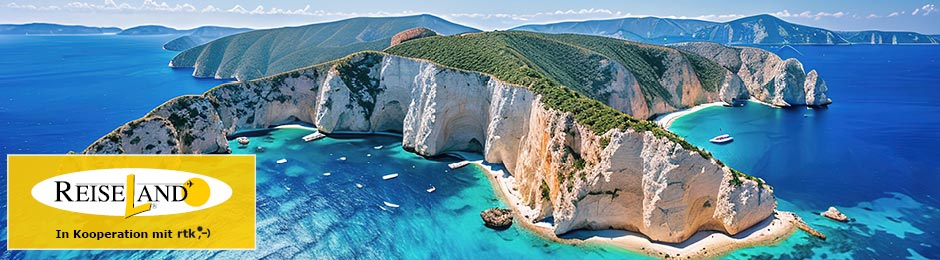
<box><xmin>670</xmin><ymin>45</ymin><xmax>940</xmax><ymax>259</ymax></box>
<box><xmin>0</xmin><ymin>35</ymin><xmax>641</xmax><ymax>259</ymax></box>
<box><xmin>0</xmin><ymin>35</ymin><xmax>937</xmax><ymax>259</ymax></box>
<box><xmin>0</xmin><ymin>35</ymin><xmax>229</xmax><ymax>156</ymax></box>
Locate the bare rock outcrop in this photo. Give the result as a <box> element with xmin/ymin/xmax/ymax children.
<box><xmin>389</xmin><ymin>27</ymin><xmax>438</xmax><ymax>47</ymax></box>
<box><xmin>481</xmin><ymin>208</ymin><xmax>513</xmax><ymax>229</ymax></box>
<box><xmin>821</xmin><ymin>206</ymin><xmax>848</xmax><ymax>222</ymax></box>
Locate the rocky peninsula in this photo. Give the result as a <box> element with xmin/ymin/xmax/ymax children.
<box><xmin>86</xmin><ymin>31</ymin><xmax>830</xmax><ymax>257</ymax></box>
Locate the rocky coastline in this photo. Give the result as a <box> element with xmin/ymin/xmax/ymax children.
<box><xmin>84</xmin><ymin>48</ymin><xmax>825</xmax><ymax>256</ymax></box>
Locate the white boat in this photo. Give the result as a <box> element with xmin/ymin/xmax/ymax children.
<box><xmin>374</xmin><ymin>145</ymin><xmax>383</xmax><ymax>150</ymax></box>
<box><xmin>356</xmin><ymin>183</ymin><xmax>363</xmax><ymax>189</ymax></box>
<box><xmin>709</xmin><ymin>134</ymin><xmax>734</xmax><ymax>143</ymax></box>
<box><xmin>426</xmin><ymin>186</ymin><xmax>436</xmax><ymax>193</ymax></box>
<box><xmin>383</xmin><ymin>201</ymin><xmax>400</xmax><ymax>208</ymax></box>
<box><xmin>275</xmin><ymin>158</ymin><xmax>288</xmax><ymax>164</ymax></box>
<box><xmin>236</xmin><ymin>136</ymin><xmax>250</xmax><ymax>145</ymax></box>
<box><xmin>323</xmin><ymin>172</ymin><xmax>331</xmax><ymax>176</ymax></box>
<box><xmin>338</xmin><ymin>157</ymin><xmax>347</xmax><ymax>161</ymax></box>
<box><xmin>382</xmin><ymin>173</ymin><xmax>399</xmax><ymax>180</ymax></box>
<box><xmin>448</xmin><ymin>161</ymin><xmax>470</xmax><ymax>169</ymax></box>
<box><xmin>302</xmin><ymin>132</ymin><xmax>326</xmax><ymax>142</ymax></box>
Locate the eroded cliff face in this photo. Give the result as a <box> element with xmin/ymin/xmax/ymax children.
<box><xmin>596</xmin><ymin>49</ymin><xmax>750</xmax><ymax>120</ymax></box>
<box><xmin>85</xmin><ymin>52</ymin><xmax>774</xmax><ymax>243</ymax></box>
<box><xmin>672</xmin><ymin>42</ymin><xmax>832</xmax><ymax>107</ymax></box>
<box><xmin>506</xmin><ymin>101</ymin><xmax>773</xmax><ymax>242</ymax></box>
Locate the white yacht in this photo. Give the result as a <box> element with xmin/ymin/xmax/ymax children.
<box><xmin>709</xmin><ymin>134</ymin><xmax>734</xmax><ymax>143</ymax></box>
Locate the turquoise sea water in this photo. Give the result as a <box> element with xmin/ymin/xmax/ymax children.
<box><xmin>0</xmin><ymin>35</ymin><xmax>643</xmax><ymax>259</ymax></box>
<box><xmin>1</xmin><ymin>35</ymin><xmax>938</xmax><ymax>259</ymax></box>
<box><xmin>7</xmin><ymin>128</ymin><xmax>643</xmax><ymax>259</ymax></box>
<box><xmin>670</xmin><ymin>45</ymin><xmax>940</xmax><ymax>259</ymax></box>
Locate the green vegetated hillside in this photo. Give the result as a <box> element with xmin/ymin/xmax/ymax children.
<box><xmin>385</xmin><ymin>31</ymin><xmax>761</xmax><ymax>186</ymax></box>
<box><xmin>386</xmin><ymin>31</ymin><xmax>725</xmax><ymax>113</ymax></box>
<box><xmin>170</xmin><ymin>14</ymin><xmax>479</xmax><ymax>80</ymax></box>
<box><xmin>163</xmin><ymin>26</ymin><xmax>253</xmax><ymax>51</ymax></box>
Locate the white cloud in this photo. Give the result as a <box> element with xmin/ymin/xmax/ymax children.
<box><xmin>918</xmin><ymin>4</ymin><xmax>935</xmax><ymax>16</ymax></box>
<box><xmin>4</xmin><ymin>1</ymin><xmax>936</xmax><ymax>31</ymax></box>
<box><xmin>201</xmin><ymin>5</ymin><xmax>220</xmax><ymax>13</ymax></box>
<box><xmin>813</xmin><ymin>11</ymin><xmax>845</xmax><ymax>20</ymax></box>
<box><xmin>689</xmin><ymin>13</ymin><xmax>746</xmax><ymax>21</ymax></box>
<box><xmin>227</xmin><ymin>5</ymin><xmax>248</xmax><ymax>14</ymax></box>
<box><xmin>448</xmin><ymin>8</ymin><xmax>620</xmax><ymax>21</ymax></box>
<box><xmin>248</xmin><ymin>5</ymin><xmax>265</xmax><ymax>15</ymax></box>
<box><xmin>10</xmin><ymin>0</ymin><xmax>198</xmax><ymax>12</ymax></box>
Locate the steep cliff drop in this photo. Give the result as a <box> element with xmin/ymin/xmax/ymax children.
<box><xmin>672</xmin><ymin>42</ymin><xmax>832</xmax><ymax>107</ymax></box>
<box><xmin>84</xmin><ymin>51</ymin><xmax>802</xmax><ymax>257</ymax></box>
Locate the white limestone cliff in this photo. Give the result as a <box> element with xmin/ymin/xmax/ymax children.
<box><xmin>84</xmin><ymin>52</ymin><xmax>777</xmax><ymax>243</ymax></box>
<box><xmin>673</xmin><ymin>42</ymin><xmax>832</xmax><ymax>107</ymax></box>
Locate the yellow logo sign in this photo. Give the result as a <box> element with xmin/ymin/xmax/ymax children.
<box><xmin>7</xmin><ymin>155</ymin><xmax>256</xmax><ymax>249</ymax></box>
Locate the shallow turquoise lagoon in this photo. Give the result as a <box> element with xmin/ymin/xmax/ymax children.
<box><xmin>669</xmin><ymin>45</ymin><xmax>940</xmax><ymax>259</ymax></box>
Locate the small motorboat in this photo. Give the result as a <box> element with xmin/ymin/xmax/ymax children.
<box><xmin>338</xmin><ymin>157</ymin><xmax>347</xmax><ymax>161</ymax></box>
<box><xmin>382</xmin><ymin>173</ymin><xmax>399</xmax><ymax>180</ymax></box>
<box><xmin>383</xmin><ymin>201</ymin><xmax>400</xmax><ymax>208</ymax></box>
<box><xmin>426</xmin><ymin>186</ymin><xmax>436</xmax><ymax>193</ymax></box>
<box><xmin>276</xmin><ymin>158</ymin><xmax>288</xmax><ymax>164</ymax></box>
<box><xmin>356</xmin><ymin>183</ymin><xmax>363</xmax><ymax>189</ymax></box>
<box><xmin>302</xmin><ymin>132</ymin><xmax>326</xmax><ymax>142</ymax></box>
<box><xmin>236</xmin><ymin>137</ymin><xmax>250</xmax><ymax>145</ymax></box>
<box><xmin>448</xmin><ymin>161</ymin><xmax>470</xmax><ymax>169</ymax></box>
<box><xmin>323</xmin><ymin>172</ymin><xmax>331</xmax><ymax>176</ymax></box>
<box><xmin>709</xmin><ymin>134</ymin><xmax>734</xmax><ymax>143</ymax></box>
<box><xmin>374</xmin><ymin>145</ymin><xmax>383</xmax><ymax>150</ymax></box>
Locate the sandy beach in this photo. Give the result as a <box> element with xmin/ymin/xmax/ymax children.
<box><xmin>654</xmin><ymin>102</ymin><xmax>728</xmax><ymax>129</ymax></box>
<box><xmin>447</xmin><ymin>152</ymin><xmax>801</xmax><ymax>258</ymax></box>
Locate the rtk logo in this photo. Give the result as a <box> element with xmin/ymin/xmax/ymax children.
<box><xmin>31</xmin><ymin>168</ymin><xmax>232</xmax><ymax>218</ymax></box>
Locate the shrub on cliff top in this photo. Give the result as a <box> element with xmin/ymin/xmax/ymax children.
<box><xmin>386</xmin><ymin>31</ymin><xmax>764</xmax><ymax>187</ymax></box>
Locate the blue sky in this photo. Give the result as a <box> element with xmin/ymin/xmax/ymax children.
<box><xmin>2</xmin><ymin>0</ymin><xmax>939</xmax><ymax>33</ymax></box>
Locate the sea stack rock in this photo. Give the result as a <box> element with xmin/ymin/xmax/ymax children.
<box><xmin>481</xmin><ymin>208</ymin><xmax>513</xmax><ymax>229</ymax></box>
<box><xmin>389</xmin><ymin>27</ymin><xmax>438</xmax><ymax>47</ymax></box>
<box><xmin>821</xmin><ymin>207</ymin><xmax>849</xmax><ymax>222</ymax></box>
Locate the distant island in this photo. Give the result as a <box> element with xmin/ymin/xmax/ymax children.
<box><xmin>118</xmin><ymin>25</ymin><xmax>252</xmax><ymax>51</ymax></box>
<box><xmin>117</xmin><ymin>25</ymin><xmax>181</xmax><ymax>35</ymax></box>
<box><xmin>513</xmin><ymin>14</ymin><xmax>939</xmax><ymax>45</ymax></box>
<box><xmin>0</xmin><ymin>23</ymin><xmax>250</xmax><ymax>51</ymax></box>
<box><xmin>0</xmin><ymin>23</ymin><xmax>120</xmax><ymax>35</ymax></box>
